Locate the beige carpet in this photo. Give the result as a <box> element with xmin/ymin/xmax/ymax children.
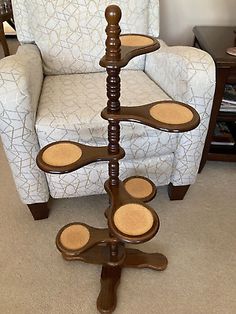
<box><xmin>0</xmin><ymin>140</ymin><xmax>236</xmax><ymax>314</ymax></box>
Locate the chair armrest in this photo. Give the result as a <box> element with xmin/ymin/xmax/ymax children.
<box><xmin>145</xmin><ymin>45</ymin><xmax>216</xmax><ymax>185</ymax></box>
<box><xmin>145</xmin><ymin>44</ymin><xmax>215</xmax><ymax>106</ymax></box>
<box><xmin>0</xmin><ymin>44</ymin><xmax>49</xmax><ymax>203</ymax></box>
<box><xmin>0</xmin><ymin>44</ymin><xmax>43</xmax><ymax>111</ymax></box>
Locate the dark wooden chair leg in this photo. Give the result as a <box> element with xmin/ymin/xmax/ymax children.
<box><xmin>168</xmin><ymin>183</ymin><xmax>190</xmax><ymax>200</ymax></box>
<box><xmin>27</xmin><ymin>202</ymin><xmax>50</xmax><ymax>220</ymax></box>
<box><xmin>0</xmin><ymin>22</ymin><xmax>10</xmax><ymax>56</ymax></box>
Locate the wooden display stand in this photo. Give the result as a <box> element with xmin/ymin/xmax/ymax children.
<box><xmin>37</xmin><ymin>5</ymin><xmax>200</xmax><ymax>313</ymax></box>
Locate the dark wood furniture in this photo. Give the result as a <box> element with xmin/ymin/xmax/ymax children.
<box><xmin>193</xmin><ymin>26</ymin><xmax>236</xmax><ymax>171</ymax></box>
<box><xmin>0</xmin><ymin>1</ymin><xmax>13</xmax><ymax>56</ymax></box>
<box><xmin>36</xmin><ymin>5</ymin><xmax>200</xmax><ymax>313</ymax></box>
<box><xmin>27</xmin><ymin>202</ymin><xmax>50</xmax><ymax>220</ymax></box>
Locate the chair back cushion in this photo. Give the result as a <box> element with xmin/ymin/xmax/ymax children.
<box><xmin>12</xmin><ymin>0</ymin><xmax>160</xmax><ymax>75</ymax></box>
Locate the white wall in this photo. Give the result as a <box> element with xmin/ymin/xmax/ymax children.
<box><xmin>159</xmin><ymin>0</ymin><xmax>236</xmax><ymax>46</ymax></box>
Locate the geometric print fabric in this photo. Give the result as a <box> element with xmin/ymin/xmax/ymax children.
<box><xmin>12</xmin><ymin>0</ymin><xmax>160</xmax><ymax>75</ymax></box>
<box><xmin>0</xmin><ymin>45</ymin><xmax>49</xmax><ymax>203</ymax></box>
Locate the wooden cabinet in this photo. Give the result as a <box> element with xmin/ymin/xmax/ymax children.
<box><xmin>193</xmin><ymin>26</ymin><xmax>236</xmax><ymax>171</ymax></box>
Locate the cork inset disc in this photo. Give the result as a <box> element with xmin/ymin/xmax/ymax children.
<box><xmin>226</xmin><ymin>47</ymin><xmax>236</xmax><ymax>56</ymax></box>
<box><xmin>60</xmin><ymin>224</ymin><xmax>90</xmax><ymax>250</ymax></box>
<box><xmin>124</xmin><ymin>178</ymin><xmax>153</xmax><ymax>199</ymax></box>
<box><xmin>42</xmin><ymin>143</ymin><xmax>82</xmax><ymax>167</ymax></box>
<box><xmin>120</xmin><ymin>35</ymin><xmax>154</xmax><ymax>47</ymax></box>
<box><xmin>113</xmin><ymin>204</ymin><xmax>154</xmax><ymax>236</ymax></box>
<box><xmin>150</xmin><ymin>102</ymin><xmax>193</xmax><ymax>124</ymax></box>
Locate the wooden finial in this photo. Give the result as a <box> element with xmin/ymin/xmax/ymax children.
<box><xmin>105</xmin><ymin>5</ymin><xmax>121</xmax><ymax>24</ymax></box>
<box><xmin>105</xmin><ymin>5</ymin><xmax>122</xmax><ymax>61</ymax></box>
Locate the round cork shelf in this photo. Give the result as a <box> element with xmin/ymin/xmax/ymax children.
<box><xmin>123</xmin><ymin>176</ymin><xmax>157</xmax><ymax>202</ymax></box>
<box><xmin>149</xmin><ymin>102</ymin><xmax>194</xmax><ymax>125</ymax></box>
<box><xmin>99</xmin><ymin>33</ymin><xmax>160</xmax><ymax>68</ymax></box>
<box><xmin>41</xmin><ymin>142</ymin><xmax>82</xmax><ymax>167</ymax></box>
<box><xmin>56</xmin><ymin>223</ymin><xmax>111</xmax><ymax>256</ymax></box>
<box><xmin>110</xmin><ymin>202</ymin><xmax>159</xmax><ymax>244</ymax></box>
<box><xmin>120</xmin><ymin>34</ymin><xmax>154</xmax><ymax>47</ymax></box>
<box><xmin>113</xmin><ymin>203</ymin><xmax>154</xmax><ymax>236</ymax></box>
<box><xmin>36</xmin><ymin>141</ymin><xmax>125</xmax><ymax>174</ymax></box>
<box><xmin>102</xmin><ymin>100</ymin><xmax>200</xmax><ymax>133</ymax></box>
<box><xmin>59</xmin><ymin>224</ymin><xmax>90</xmax><ymax>251</ymax></box>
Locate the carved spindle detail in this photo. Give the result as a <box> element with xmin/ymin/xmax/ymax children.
<box><xmin>107</xmin><ymin>68</ymin><xmax>120</xmax><ymax>184</ymax></box>
<box><xmin>106</xmin><ymin>68</ymin><xmax>121</xmax><ymax>112</ymax></box>
<box><xmin>108</xmin><ymin>121</ymin><xmax>120</xmax><ymax>154</ymax></box>
<box><xmin>105</xmin><ymin>5</ymin><xmax>122</xmax><ymax>61</ymax></box>
<box><xmin>108</xmin><ymin>160</ymin><xmax>119</xmax><ymax>186</ymax></box>
<box><xmin>106</xmin><ymin>49</ymin><xmax>121</xmax><ymax>160</ymax></box>
<box><xmin>104</xmin><ymin>6</ymin><xmax>122</xmax><ymax>186</ymax></box>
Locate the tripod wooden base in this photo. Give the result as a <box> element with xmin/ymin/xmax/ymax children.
<box><xmin>60</xmin><ymin>244</ymin><xmax>167</xmax><ymax>313</ymax></box>
<box><xmin>61</xmin><ymin>244</ymin><xmax>167</xmax><ymax>268</ymax></box>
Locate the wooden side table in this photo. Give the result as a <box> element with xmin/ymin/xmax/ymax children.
<box><xmin>193</xmin><ymin>26</ymin><xmax>236</xmax><ymax>171</ymax></box>
<box><xmin>0</xmin><ymin>1</ymin><xmax>13</xmax><ymax>57</ymax></box>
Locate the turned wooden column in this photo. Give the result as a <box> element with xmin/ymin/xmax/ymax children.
<box><xmin>104</xmin><ymin>6</ymin><xmax>123</xmax><ymax>278</ymax></box>
<box><xmin>105</xmin><ymin>5</ymin><xmax>122</xmax><ymax>187</ymax></box>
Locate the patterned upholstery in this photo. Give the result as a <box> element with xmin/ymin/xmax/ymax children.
<box><xmin>12</xmin><ymin>0</ymin><xmax>159</xmax><ymax>74</ymax></box>
<box><xmin>0</xmin><ymin>0</ymin><xmax>216</xmax><ymax>205</ymax></box>
<box><xmin>0</xmin><ymin>45</ymin><xmax>49</xmax><ymax>203</ymax></box>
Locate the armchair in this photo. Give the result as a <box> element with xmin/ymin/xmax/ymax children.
<box><xmin>0</xmin><ymin>0</ymin><xmax>215</xmax><ymax>220</ymax></box>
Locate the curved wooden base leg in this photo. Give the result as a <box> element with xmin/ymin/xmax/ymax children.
<box><xmin>97</xmin><ymin>266</ymin><xmax>121</xmax><ymax>314</ymax></box>
<box><xmin>123</xmin><ymin>248</ymin><xmax>168</xmax><ymax>271</ymax></box>
<box><xmin>27</xmin><ymin>202</ymin><xmax>50</xmax><ymax>220</ymax></box>
<box><xmin>168</xmin><ymin>183</ymin><xmax>190</xmax><ymax>200</ymax></box>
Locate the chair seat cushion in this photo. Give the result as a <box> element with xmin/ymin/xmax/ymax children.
<box><xmin>36</xmin><ymin>70</ymin><xmax>178</xmax><ymax>160</ymax></box>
